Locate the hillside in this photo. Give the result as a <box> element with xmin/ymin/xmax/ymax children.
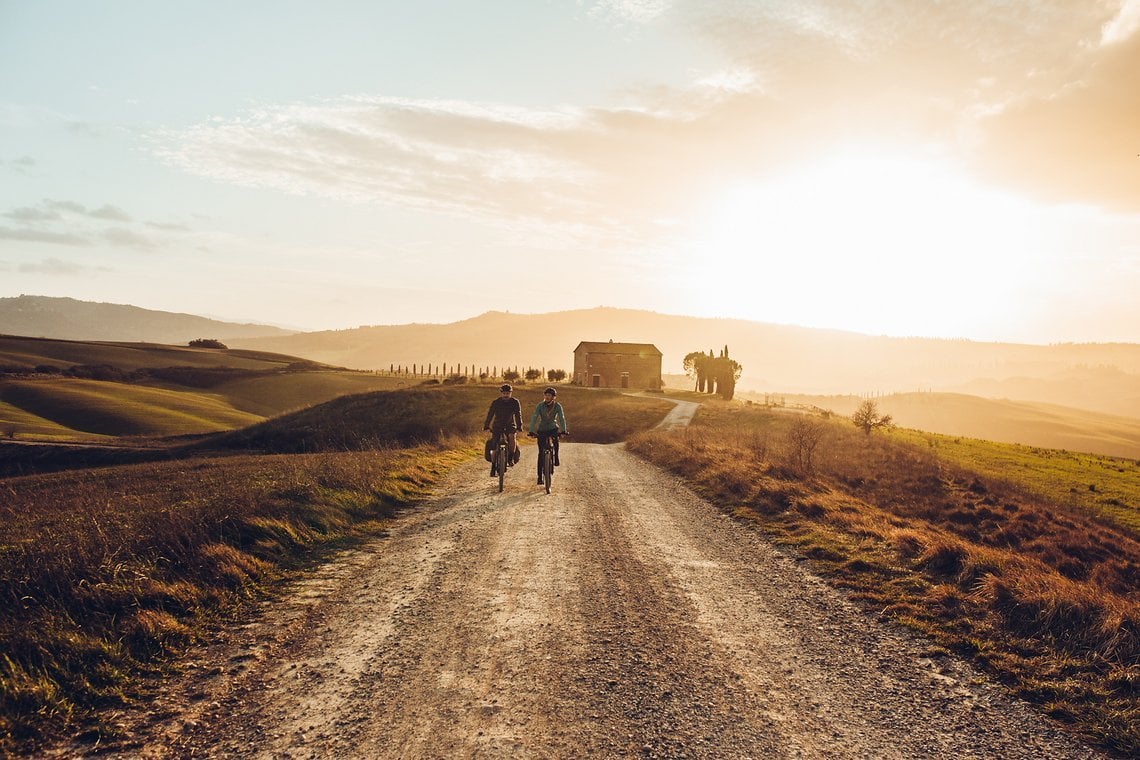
<box><xmin>229</xmin><ymin>307</ymin><xmax>1140</xmax><ymax>419</ymax></box>
<box><xmin>752</xmin><ymin>391</ymin><xmax>1140</xmax><ymax>460</ymax></box>
<box><xmin>0</xmin><ymin>335</ymin><xmax>404</xmax><ymax>443</ymax></box>
<box><xmin>0</xmin><ymin>334</ymin><xmax>313</xmax><ymax>373</ymax></box>
<box><xmin>0</xmin><ymin>295</ymin><xmax>293</xmax><ymax>343</ymax></box>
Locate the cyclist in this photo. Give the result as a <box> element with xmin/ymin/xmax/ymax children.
<box><xmin>527</xmin><ymin>386</ymin><xmax>569</xmax><ymax>485</ymax></box>
<box><xmin>483</xmin><ymin>383</ymin><xmax>523</xmax><ymax>473</ymax></box>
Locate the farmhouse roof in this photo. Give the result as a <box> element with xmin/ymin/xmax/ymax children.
<box><xmin>573</xmin><ymin>340</ymin><xmax>662</xmax><ymax>356</ymax></box>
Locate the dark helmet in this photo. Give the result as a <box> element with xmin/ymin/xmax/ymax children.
<box><xmin>499</xmin><ymin>383</ymin><xmax>512</xmax><ymax>392</ymax></box>
<box><xmin>543</xmin><ymin>386</ymin><xmax>557</xmax><ymax>396</ymax></box>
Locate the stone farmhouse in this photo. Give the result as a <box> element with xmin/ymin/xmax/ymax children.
<box><xmin>572</xmin><ymin>340</ymin><xmax>662</xmax><ymax>390</ymax></box>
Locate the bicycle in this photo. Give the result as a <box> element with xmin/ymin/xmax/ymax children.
<box><xmin>488</xmin><ymin>429</ymin><xmax>515</xmax><ymax>493</ymax></box>
<box><xmin>528</xmin><ymin>430</ymin><xmax>563</xmax><ymax>494</ymax></box>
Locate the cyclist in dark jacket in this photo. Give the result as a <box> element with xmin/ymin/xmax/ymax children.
<box><xmin>484</xmin><ymin>383</ymin><xmax>523</xmax><ymax>468</ymax></box>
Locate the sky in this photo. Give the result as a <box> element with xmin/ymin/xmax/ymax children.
<box><xmin>2</xmin><ymin>0</ymin><xmax>1139</xmax><ymax>344</ymax></box>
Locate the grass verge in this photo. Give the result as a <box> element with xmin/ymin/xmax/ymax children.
<box><xmin>627</xmin><ymin>401</ymin><xmax>1139</xmax><ymax>757</ymax></box>
<box><xmin>0</xmin><ymin>443</ymin><xmax>470</xmax><ymax>755</ymax></box>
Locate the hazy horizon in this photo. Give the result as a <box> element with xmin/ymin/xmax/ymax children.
<box><xmin>2</xmin><ymin>2</ymin><xmax>1139</xmax><ymax>344</ymax></box>
<box><xmin>12</xmin><ymin>295</ymin><xmax>1140</xmax><ymax>348</ymax></box>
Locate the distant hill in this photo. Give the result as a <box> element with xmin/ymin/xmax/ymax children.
<box><xmin>6</xmin><ymin>298</ymin><xmax>1138</xmax><ymax>421</ymax></box>
<box><xmin>0</xmin><ymin>334</ymin><xmax>316</xmax><ymax>373</ymax></box>
<box><xmin>0</xmin><ymin>295</ymin><xmax>293</xmax><ymax>343</ymax></box>
<box><xmin>230</xmin><ymin>307</ymin><xmax>1140</xmax><ymax>419</ymax></box>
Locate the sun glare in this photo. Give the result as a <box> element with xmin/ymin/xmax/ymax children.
<box><xmin>679</xmin><ymin>151</ymin><xmax>1042</xmax><ymax>338</ymax></box>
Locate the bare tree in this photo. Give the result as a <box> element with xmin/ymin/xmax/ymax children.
<box><xmin>852</xmin><ymin>400</ymin><xmax>893</xmax><ymax>435</ymax></box>
<box><xmin>786</xmin><ymin>415</ymin><xmax>824</xmax><ymax>474</ymax></box>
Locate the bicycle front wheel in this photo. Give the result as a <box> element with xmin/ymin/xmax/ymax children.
<box><xmin>497</xmin><ymin>445</ymin><xmax>506</xmax><ymax>492</ymax></box>
<box><xmin>542</xmin><ymin>448</ymin><xmax>553</xmax><ymax>494</ymax></box>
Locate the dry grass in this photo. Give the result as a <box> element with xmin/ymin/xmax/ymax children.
<box><xmin>628</xmin><ymin>402</ymin><xmax>1140</xmax><ymax>756</ymax></box>
<box><xmin>0</xmin><ymin>446</ymin><xmax>468</xmax><ymax>754</ymax></box>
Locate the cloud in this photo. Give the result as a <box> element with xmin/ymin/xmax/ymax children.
<box><xmin>153</xmin><ymin>1</ymin><xmax>1140</xmax><ymax>232</ymax></box>
<box><xmin>4</xmin><ymin>156</ymin><xmax>37</xmax><ymax>173</ymax></box>
<box><xmin>0</xmin><ymin>200</ymin><xmax>159</xmax><ymax>251</ymax></box>
<box><xmin>17</xmin><ymin>257</ymin><xmax>86</xmax><ymax>275</ymax></box>
<box><xmin>44</xmin><ymin>200</ymin><xmax>88</xmax><ymax>215</ymax></box>
<box><xmin>671</xmin><ymin>1</ymin><xmax>1138</xmax><ymax>210</ymax></box>
<box><xmin>587</xmin><ymin>0</ymin><xmax>669</xmax><ymax>26</ymax></box>
<box><xmin>1102</xmin><ymin>0</ymin><xmax>1140</xmax><ymax>45</ymax></box>
<box><xmin>2</xmin><ymin>205</ymin><xmax>62</xmax><ymax>223</ymax></box>
<box><xmin>100</xmin><ymin>227</ymin><xmax>158</xmax><ymax>250</ymax></box>
<box><xmin>88</xmin><ymin>204</ymin><xmax>132</xmax><ymax>222</ymax></box>
<box><xmin>0</xmin><ymin>226</ymin><xmax>92</xmax><ymax>246</ymax></box>
<box><xmin>146</xmin><ymin>220</ymin><xmax>191</xmax><ymax>232</ymax></box>
<box><xmin>155</xmin><ymin>97</ymin><xmax>628</xmax><ymax>240</ymax></box>
<box><xmin>971</xmin><ymin>33</ymin><xmax>1140</xmax><ymax>211</ymax></box>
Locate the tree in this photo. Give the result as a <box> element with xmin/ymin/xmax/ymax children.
<box><xmin>189</xmin><ymin>338</ymin><xmax>227</xmax><ymax>349</ymax></box>
<box><xmin>525</xmin><ymin>368</ymin><xmax>542</xmax><ymax>382</ymax></box>
<box><xmin>852</xmin><ymin>400</ymin><xmax>893</xmax><ymax>435</ymax></box>
<box><xmin>503</xmin><ymin>369</ymin><xmax>520</xmax><ymax>383</ymax></box>
<box><xmin>547</xmin><ymin>369</ymin><xmax>567</xmax><ymax>382</ymax></box>
<box><xmin>786</xmin><ymin>415</ymin><xmax>823</xmax><ymax>474</ymax></box>
<box><xmin>683</xmin><ymin>351</ymin><xmax>710</xmax><ymax>393</ymax></box>
<box><xmin>710</xmin><ymin>345</ymin><xmax>742</xmax><ymax>401</ymax></box>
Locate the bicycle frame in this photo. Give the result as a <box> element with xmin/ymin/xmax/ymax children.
<box><xmin>491</xmin><ymin>429</ymin><xmax>512</xmax><ymax>492</ymax></box>
<box><xmin>536</xmin><ymin>431</ymin><xmax>560</xmax><ymax>494</ymax></box>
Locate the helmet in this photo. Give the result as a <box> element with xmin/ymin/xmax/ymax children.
<box><xmin>543</xmin><ymin>386</ymin><xmax>557</xmax><ymax>396</ymax></box>
<box><xmin>499</xmin><ymin>383</ymin><xmax>512</xmax><ymax>392</ymax></box>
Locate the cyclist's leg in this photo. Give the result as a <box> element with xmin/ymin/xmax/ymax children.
<box><xmin>536</xmin><ymin>432</ymin><xmax>549</xmax><ymax>479</ymax></box>
<box><xmin>553</xmin><ymin>434</ymin><xmax>560</xmax><ymax>466</ymax></box>
<box><xmin>509</xmin><ymin>430</ymin><xmax>520</xmax><ymax>464</ymax></box>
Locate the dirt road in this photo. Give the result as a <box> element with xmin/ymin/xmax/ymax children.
<box><xmin>81</xmin><ymin>430</ymin><xmax>1099</xmax><ymax>758</ymax></box>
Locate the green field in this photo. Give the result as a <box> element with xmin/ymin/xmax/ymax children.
<box><xmin>894</xmin><ymin>428</ymin><xmax>1140</xmax><ymax>533</ymax></box>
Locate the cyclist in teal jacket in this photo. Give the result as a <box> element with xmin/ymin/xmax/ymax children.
<box><xmin>527</xmin><ymin>386</ymin><xmax>569</xmax><ymax>484</ymax></box>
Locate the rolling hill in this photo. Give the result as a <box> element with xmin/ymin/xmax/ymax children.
<box><xmin>0</xmin><ymin>335</ymin><xmax>405</xmax><ymax>441</ymax></box>
<box><xmin>0</xmin><ymin>295</ymin><xmax>293</xmax><ymax>343</ymax></box>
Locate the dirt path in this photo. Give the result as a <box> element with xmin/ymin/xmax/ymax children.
<box><xmin>73</xmin><ymin>439</ymin><xmax>1100</xmax><ymax>758</ymax></box>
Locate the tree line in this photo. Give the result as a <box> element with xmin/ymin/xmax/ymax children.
<box><xmin>382</xmin><ymin>364</ymin><xmax>567</xmax><ymax>384</ymax></box>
